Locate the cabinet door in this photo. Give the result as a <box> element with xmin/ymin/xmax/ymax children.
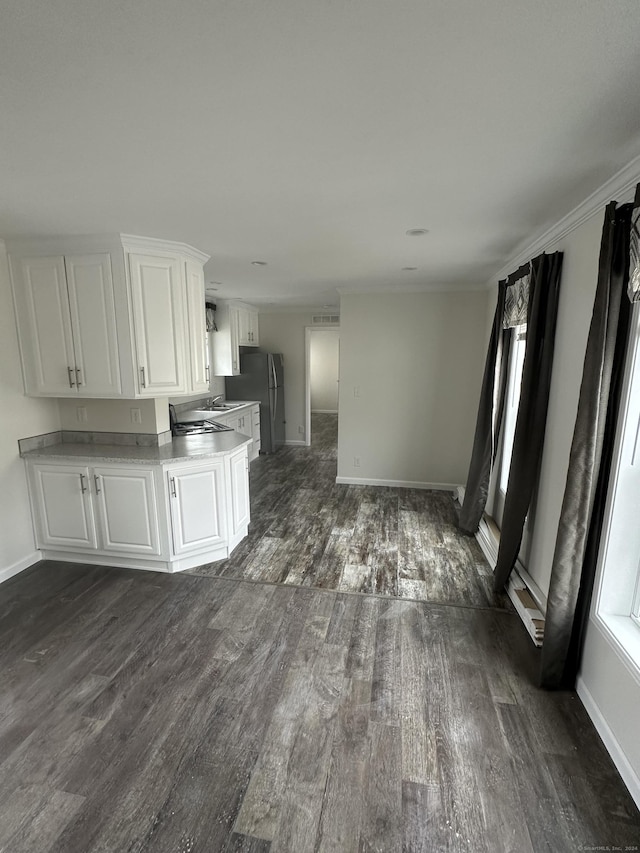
<box><xmin>234</xmin><ymin>412</ymin><xmax>253</xmax><ymax>438</ymax></box>
<box><xmin>128</xmin><ymin>253</ymin><xmax>188</xmax><ymax>395</ymax></box>
<box><xmin>248</xmin><ymin>309</ymin><xmax>259</xmax><ymax>345</ymax></box>
<box><xmin>65</xmin><ymin>254</ymin><xmax>122</xmax><ymax>396</ymax></box>
<box><xmin>29</xmin><ymin>463</ymin><xmax>98</xmax><ymax>549</ymax></box>
<box><xmin>227</xmin><ymin>446</ymin><xmax>250</xmax><ymax>538</ymax></box>
<box><xmin>93</xmin><ymin>467</ymin><xmax>161</xmax><ymax>555</ymax></box>
<box><xmin>237</xmin><ymin>306</ymin><xmax>251</xmax><ymax>346</ymax></box>
<box><xmin>251</xmin><ymin>404</ymin><xmax>261</xmax><ymax>459</ymax></box>
<box><xmin>185</xmin><ymin>260</ymin><xmax>209</xmax><ymax>393</ymax></box>
<box><xmin>14</xmin><ymin>256</ymin><xmax>77</xmax><ymax>395</ymax></box>
<box><xmin>168</xmin><ymin>462</ymin><xmax>226</xmax><ymax>556</ymax></box>
<box><xmin>229</xmin><ymin>305</ymin><xmax>241</xmax><ymax>374</ymax></box>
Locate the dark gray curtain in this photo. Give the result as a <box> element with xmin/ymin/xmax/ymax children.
<box><xmin>458</xmin><ymin>280</ymin><xmax>511</xmax><ymax>534</ymax></box>
<box><xmin>493</xmin><ymin>252</ymin><xmax>564</xmax><ymax>591</ymax></box>
<box><xmin>541</xmin><ymin>200</ymin><xmax>633</xmax><ymax>689</ymax></box>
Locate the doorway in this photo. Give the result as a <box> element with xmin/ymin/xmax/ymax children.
<box><xmin>305</xmin><ymin>327</ymin><xmax>340</xmax><ymax>447</ymax></box>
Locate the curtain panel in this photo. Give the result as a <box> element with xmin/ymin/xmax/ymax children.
<box><xmin>493</xmin><ymin>251</ymin><xmax>564</xmax><ymax>592</ymax></box>
<box><xmin>458</xmin><ymin>281</ymin><xmax>511</xmax><ymax>534</ymax></box>
<box><xmin>541</xmin><ymin>198</ymin><xmax>634</xmax><ymax>689</ymax></box>
<box><xmin>503</xmin><ymin>264</ymin><xmax>531</xmax><ymax>329</ymax></box>
<box><xmin>630</xmin><ymin>187</ymin><xmax>640</xmax><ymax>302</ymax></box>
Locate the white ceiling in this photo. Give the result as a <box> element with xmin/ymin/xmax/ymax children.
<box><xmin>2</xmin><ymin>0</ymin><xmax>640</xmax><ymax>309</ymax></box>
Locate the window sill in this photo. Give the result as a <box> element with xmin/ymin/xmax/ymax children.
<box><xmin>594</xmin><ymin>612</ymin><xmax>640</xmax><ymax>687</ymax></box>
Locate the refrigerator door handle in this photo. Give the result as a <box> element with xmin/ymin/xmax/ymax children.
<box><xmin>271</xmin><ymin>355</ymin><xmax>278</xmax><ymax>389</ymax></box>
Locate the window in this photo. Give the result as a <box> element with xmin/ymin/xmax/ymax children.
<box><xmin>499</xmin><ymin>326</ymin><xmax>527</xmax><ymax>495</ymax></box>
<box><xmin>490</xmin><ymin>325</ymin><xmax>527</xmax><ymax>529</ymax></box>
<box><xmin>594</xmin><ymin>302</ymin><xmax>640</xmax><ymax>670</ymax></box>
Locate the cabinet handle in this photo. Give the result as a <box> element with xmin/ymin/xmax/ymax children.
<box><xmin>206</xmin><ymin>365</ymin><xmax>210</xmax><ymax>382</ymax></box>
<box><xmin>79</xmin><ymin>473</ymin><xmax>87</xmax><ymax>494</ymax></box>
<box><xmin>140</xmin><ymin>366</ymin><xmax>146</xmax><ymax>388</ymax></box>
<box><xmin>68</xmin><ymin>366</ymin><xmax>75</xmax><ymax>388</ymax></box>
<box><xmin>75</xmin><ymin>367</ymin><xmax>82</xmax><ymax>386</ymax></box>
<box><xmin>94</xmin><ymin>474</ymin><xmax>101</xmax><ymax>494</ymax></box>
<box><xmin>170</xmin><ymin>476</ymin><xmax>177</xmax><ymax>497</ymax></box>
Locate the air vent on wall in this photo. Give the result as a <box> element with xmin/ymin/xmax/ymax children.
<box><xmin>312</xmin><ymin>314</ymin><xmax>340</xmax><ymax>325</ymax></box>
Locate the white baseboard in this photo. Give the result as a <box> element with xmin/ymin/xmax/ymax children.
<box><xmin>0</xmin><ymin>550</ymin><xmax>41</xmax><ymax>585</ymax></box>
<box><xmin>311</xmin><ymin>409</ymin><xmax>338</xmax><ymax>414</ymax></box>
<box><xmin>335</xmin><ymin>476</ymin><xmax>457</xmax><ymax>491</ymax></box>
<box><xmin>285</xmin><ymin>439</ymin><xmax>306</xmax><ymax>446</ymax></box>
<box><xmin>577</xmin><ymin>675</ymin><xmax>640</xmax><ymax>811</ymax></box>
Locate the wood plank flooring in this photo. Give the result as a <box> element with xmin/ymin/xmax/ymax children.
<box><xmin>190</xmin><ymin>415</ymin><xmax>506</xmax><ymax>610</ymax></box>
<box><xmin>1</xmin><ymin>563</ymin><xmax>639</xmax><ymax>851</ymax></box>
<box><xmin>1</xmin><ymin>413</ymin><xmax>639</xmax><ymax>850</ymax></box>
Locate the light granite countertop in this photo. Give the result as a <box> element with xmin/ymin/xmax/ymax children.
<box><xmin>20</xmin><ymin>430</ymin><xmax>252</xmax><ymax>466</ymax></box>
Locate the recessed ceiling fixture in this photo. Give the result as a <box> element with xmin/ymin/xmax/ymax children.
<box><xmin>406</xmin><ymin>228</ymin><xmax>429</xmax><ymax>236</ymax></box>
<box><xmin>402</xmin><ymin>266</ymin><xmax>418</xmax><ymax>271</ymax></box>
<box><xmin>251</xmin><ymin>260</ymin><xmax>268</xmax><ymax>266</ymax></box>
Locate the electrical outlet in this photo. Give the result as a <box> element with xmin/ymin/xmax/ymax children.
<box><xmin>130</xmin><ymin>408</ymin><xmax>142</xmax><ymax>424</ymax></box>
<box><xmin>298</xmin><ymin>425</ymin><xmax>305</xmax><ymax>435</ymax></box>
<box><xmin>353</xmin><ymin>385</ymin><xmax>361</xmax><ymax>398</ymax></box>
<box><xmin>76</xmin><ymin>406</ymin><xmax>88</xmax><ymax>423</ymax></box>
<box><xmin>353</xmin><ymin>456</ymin><xmax>361</xmax><ymax>468</ymax></box>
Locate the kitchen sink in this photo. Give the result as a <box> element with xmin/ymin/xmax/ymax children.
<box><xmin>199</xmin><ymin>402</ymin><xmax>245</xmax><ymax>411</ymax></box>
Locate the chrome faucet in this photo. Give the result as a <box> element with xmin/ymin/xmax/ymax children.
<box><xmin>208</xmin><ymin>395</ymin><xmax>224</xmax><ymax>407</ymax></box>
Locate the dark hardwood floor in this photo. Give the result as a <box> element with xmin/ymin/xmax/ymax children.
<box><xmin>1</xmin><ymin>413</ymin><xmax>639</xmax><ymax>851</ymax></box>
<box><xmin>190</xmin><ymin>415</ymin><xmax>507</xmax><ymax>611</ymax></box>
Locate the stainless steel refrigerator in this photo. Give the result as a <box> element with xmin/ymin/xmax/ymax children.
<box><xmin>225</xmin><ymin>352</ymin><xmax>285</xmax><ymax>453</ymax></box>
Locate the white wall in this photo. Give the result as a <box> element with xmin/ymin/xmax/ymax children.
<box><xmin>337</xmin><ymin>290</ymin><xmax>489</xmax><ymax>488</ymax></box>
<box><xmin>524</xmin><ymin>209</ymin><xmax>605</xmax><ymax>598</ymax></box>
<box><xmin>310</xmin><ymin>329</ymin><xmax>339</xmax><ymax>412</ymax></box>
<box><xmin>0</xmin><ymin>242</ymin><xmax>61</xmax><ymax>581</ymax></box>
<box><xmin>258</xmin><ymin>312</ymin><xmax>314</xmax><ymax>444</ymax></box>
<box><xmin>58</xmin><ymin>397</ymin><xmax>169</xmax><ymax>434</ymax></box>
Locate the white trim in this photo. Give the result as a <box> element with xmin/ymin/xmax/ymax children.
<box><xmin>489</xmin><ymin>155</ymin><xmax>640</xmax><ymax>287</ymax></box>
<box><xmin>336</xmin><ymin>476</ymin><xmax>456</xmax><ymax>491</ymax></box>
<box><xmin>304</xmin><ymin>327</ymin><xmax>312</xmax><ymax>448</ymax></box>
<box><xmin>577</xmin><ymin>675</ymin><xmax>640</xmax><ymax>811</ymax></box>
<box><xmin>0</xmin><ymin>550</ymin><xmax>42</xmax><ymax>585</ymax></box>
<box><xmin>311</xmin><ymin>409</ymin><xmax>338</xmax><ymax>414</ymax></box>
<box><xmin>592</xmin><ymin>614</ymin><xmax>640</xmax><ymax>690</ymax></box>
<box><xmin>285</xmin><ymin>439</ymin><xmax>306</xmax><ymax>447</ymax></box>
<box><xmin>475</xmin><ymin>515</ymin><xmax>547</xmax><ymax>614</ymax></box>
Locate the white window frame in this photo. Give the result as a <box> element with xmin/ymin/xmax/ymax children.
<box><xmin>486</xmin><ymin>325</ymin><xmax>532</xmax><ymax>565</ymax></box>
<box><xmin>593</xmin><ymin>301</ymin><xmax>640</xmax><ymax>676</ymax></box>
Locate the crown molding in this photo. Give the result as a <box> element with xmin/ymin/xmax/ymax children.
<box><xmin>489</xmin><ymin>154</ymin><xmax>640</xmax><ymax>286</ymax></box>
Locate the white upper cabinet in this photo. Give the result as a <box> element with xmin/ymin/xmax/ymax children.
<box><xmin>12</xmin><ymin>253</ymin><xmax>121</xmax><ymax>396</ymax></box>
<box><xmin>8</xmin><ymin>235</ymin><xmax>210</xmax><ymax>398</ymax></box>
<box><xmin>65</xmin><ymin>254</ymin><xmax>122</xmax><ymax>396</ymax></box>
<box><xmin>128</xmin><ymin>253</ymin><xmax>188</xmax><ymax>396</ymax></box>
<box><xmin>237</xmin><ymin>305</ymin><xmax>259</xmax><ymax>346</ymax></box>
<box><xmin>211</xmin><ymin>300</ymin><xmax>258</xmax><ymax>377</ymax></box>
<box><xmin>185</xmin><ymin>259</ymin><xmax>210</xmax><ymax>394</ymax></box>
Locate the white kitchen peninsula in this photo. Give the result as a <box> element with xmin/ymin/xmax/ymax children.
<box><xmin>21</xmin><ymin>430</ymin><xmax>251</xmax><ymax>574</ymax></box>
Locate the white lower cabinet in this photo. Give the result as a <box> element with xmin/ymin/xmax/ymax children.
<box><xmin>227</xmin><ymin>446</ymin><xmax>251</xmax><ymax>546</ymax></box>
<box><xmin>26</xmin><ymin>444</ymin><xmax>250</xmax><ymax>573</ymax></box>
<box><xmin>93</xmin><ymin>467</ymin><xmax>161</xmax><ymax>556</ymax></box>
<box><xmin>167</xmin><ymin>461</ymin><xmax>226</xmax><ymax>556</ymax></box>
<box><xmin>30</xmin><ymin>463</ymin><xmax>98</xmax><ymax>550</ymax></box>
